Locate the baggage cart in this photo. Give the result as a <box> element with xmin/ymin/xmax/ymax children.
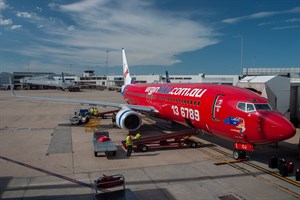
<box><xmin>94</xmin><ymin>174</ymin><xmax>139</xmax><ymax>200</ymax></box>
<box><xmin>93</xmin><ymin>131</ymin><xmax>117</xmax><ymax>157</ymax></box>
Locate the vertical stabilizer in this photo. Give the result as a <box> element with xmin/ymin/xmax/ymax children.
<box><xmin>122</xmin><ymin>48</ymin><xmax>132</xmax><ymax>86</ymax></box>
<box><xmin>166</xmin><ymin>71</ymin><xmax>171</xmax><ymax>83</ymax></box>
<box><xmin>61</xmin><ymin>72</ymin><xmax>65</xmax><ymax>83</ymax></box>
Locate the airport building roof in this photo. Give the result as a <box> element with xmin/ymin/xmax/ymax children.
<box><xmin>243</xmin><ymin>67</ymin><xmax>300</xmax><ymax>78</ymax></box>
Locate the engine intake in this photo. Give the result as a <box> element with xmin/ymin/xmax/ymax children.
<box><xmin>116</xmin><ymin>108</ymin><xmax>142</xmax><ymax>131</ymax></box>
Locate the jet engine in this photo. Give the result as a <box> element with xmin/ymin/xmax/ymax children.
<box><xmin>116</xmin><ymin>108</ymin><xmax>142</xmax><ymax>131</ymax></box>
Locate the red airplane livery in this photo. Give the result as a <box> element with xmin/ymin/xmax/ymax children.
<box><xmin>11</xmin><ymin>48</ymin><xmax>296</xmax><ymax>159</ymax></box>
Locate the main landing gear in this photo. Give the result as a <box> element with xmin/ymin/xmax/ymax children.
<box><xmin>233</xmin><ymin>149</ymin><xmax>246</xmax><ymax>160</ymax></box>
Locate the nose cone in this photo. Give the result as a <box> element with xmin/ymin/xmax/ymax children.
<box><xmin>259</xmin><ymin>111</ymin><xmax>296</xmax><ymax>143</ymax></box>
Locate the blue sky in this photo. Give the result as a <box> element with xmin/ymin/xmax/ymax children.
<box><xmin>0</xmin><ymin>0</ymin><xmax>299</xmax><ymax>75</ymax></box>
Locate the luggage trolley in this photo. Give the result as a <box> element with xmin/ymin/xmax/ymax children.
<box><xmin>94</xmin><ymin>174</ymin><xmax>139</xmax><ymax>200</ymax></box>
<box><xmin>94</xmin><ymin>174</ymin><xmax>125</xmax><ymax>193</ymax></box>
<box><xmin>93</xmin><ymin>131</ymin><xmax>117</xmax><ymax>157</ymax></box>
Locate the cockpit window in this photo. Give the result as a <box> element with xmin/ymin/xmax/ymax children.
<box><xmin>254</xmin><ymin>103</ymin><xmax>272</xmax><ymax>110</ymax></box>
<box><xmin>246</xmin><ymin>103</ymin><xmax>255</xmax><ymax>112</ymax></box>
<box><xmin>237</xmin><ymin>102</ymin><xmax>272</xmax><ymax>112</ymax></box>
<box><xmin>237</xmin><ymin>102</ymin><xmax>245</xmax><ymax>111</ymax></box>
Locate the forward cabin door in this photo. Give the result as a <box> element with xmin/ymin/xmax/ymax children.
<box><xmin>211</xmin><ymin>94</ymin><xmax>232</xmax><ymax>138</ymax></box>
<box><xmin>212</xmin><ymin>94</ymin><xmax>225</xmax><ymax>121</ymax></box>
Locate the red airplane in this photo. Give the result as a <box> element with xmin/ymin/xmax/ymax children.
<box><xmin>10</xmin><ymin>48</ymin><xmax>296</xmax><ymax>159</ymax></box>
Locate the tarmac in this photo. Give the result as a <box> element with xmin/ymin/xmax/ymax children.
<box><xmin>0</xmin><ymin>89</ymin><xmax>300</xmax><ymax>200</ymax></box>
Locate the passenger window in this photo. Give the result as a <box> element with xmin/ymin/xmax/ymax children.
<box><xmin>246</xmin><ymin>103</ymin><xmax>255</xmax><ymax>112</ymax></box>
<box><xmin>237</xmin><ymin>103</ymin><xmax>245</xmax><ymax>111</ymax></box>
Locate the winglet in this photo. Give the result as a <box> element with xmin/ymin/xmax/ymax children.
<box><xmin>122</xmin><ymin>48</ymin><xmax>133</xmax><ymax>86</ymax></box>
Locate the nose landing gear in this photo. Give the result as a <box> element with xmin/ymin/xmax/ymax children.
<box><xmin>233</xmin><ymin>149</ymin><xmax>246</xmax><ymax>160</ymax></box>
<box><xmin>233</xmin><ymin>142</ymin><xmax>254</xmax><ymax>160</ymax></box>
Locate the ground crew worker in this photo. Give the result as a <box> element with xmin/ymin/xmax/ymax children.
<box><xmin>134</xmin><ymin>132</ymin><xmax>141</xmax><ymax>139</ymax></box>
<box><xmin>112</xmin><ymin>112</ymin><xmax>116</xmax><ymax>127</ymax></box>
<box><xmin>125</xmin><ymin>133</ymin><xmax>133</xmax><ymax>157</ymax></box>
<box><xmin>93</xmin><ymin>107</ymin><xmax>99</xmax><ymax>117</ymax></box>
<box><xmin>90</xmin><ymin>107</ymin><xmax>94</xmax><ymax>116</ymax></box>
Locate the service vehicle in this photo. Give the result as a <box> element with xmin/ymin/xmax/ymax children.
<box><xmin>69</xmin><ymin>108</ymin><xmax>91</xmax><ymax>125</ymax></box>
<box><xmin>93</xmin><ymin>131</ymin><xmax>117</xmax><ymax>157</ymax></box>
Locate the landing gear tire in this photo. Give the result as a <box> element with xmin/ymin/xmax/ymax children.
<box><xmin>141</xmin><ymin>145</ymin><xmax>148</xmax><ymax>152</ymax></box>
<box><xmin>233</xmin><ymin>149</ymin><xmax>246</xmax><ymax>160</ymax></box>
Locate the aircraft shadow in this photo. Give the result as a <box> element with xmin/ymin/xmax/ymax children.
<box><xmin>197</xmin><ymin>132</ymin><xmax>300</xmax><ymax>175</ymax></box>
<box><xmin>146</xmin><ymin>117</ymin><xmax>300</xmax><ymax>175</ymax></box>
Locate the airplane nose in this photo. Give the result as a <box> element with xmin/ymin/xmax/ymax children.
<box><xmin>258</xmin><ymin>111</ymin><xmax>296</xmax><ymax>142</ymax></box>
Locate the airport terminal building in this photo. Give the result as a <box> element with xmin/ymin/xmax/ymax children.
<box><xmin>73</xmin><ymin>70</ymin><xmax>240</xmax><ymax>86</ymax></box>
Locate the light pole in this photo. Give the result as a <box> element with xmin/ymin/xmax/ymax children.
<box><xmin>239</xmin><ymin>33</ymin><xmax>244</xmax><ymax>76</ymax></box>
<box><xmin>106</xmin><ymin>50</ymin><xmax>109</xmax><ymax>86</ymax></box>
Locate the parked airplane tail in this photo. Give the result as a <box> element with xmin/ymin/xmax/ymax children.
<box><xmin>122</xmin><ymin>48</ymin><xmax>133</xmax><ymax>86</ymax></box>
<box><xmin>166</xmin><ymin>71</ymin><xmax>171</xmax><ymax>83</ymax></box>
<box><xmin>62</xmin><ymin>72</ymin><xmax>65</xmax><ymax>83</ymax></box>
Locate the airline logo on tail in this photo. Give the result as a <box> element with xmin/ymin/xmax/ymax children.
<box><xmin>123</xmin><ymin>67</ymin><xmax>129</xmax><ymax>82</ymax></box>
<box><xmin>122</xmin><ymin>48</ymin><xmax>133</xmax><ymax>86</ymax></box>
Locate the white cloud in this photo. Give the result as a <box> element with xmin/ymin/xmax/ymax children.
<box><xmin>0</xmin><ymin>18</ymin><xmax>12</xmax><ymax>25</ymax></box>
<box><xmin>222</xmin><ymin>6</ymin><xmax>300</xmax><ymax>24</ymax></box>
<box><xmin>4</xmin><ymin>0</ymin><xmax>218</xmax><ymax>73</ymax></box>
<box><xmin>36</xmin><ymin>6</ymin><xmax>42</xmax><ymax>12</ymax></box>
<box><xmin>59</xmin><ymin>0</ymin><xmax>107</xmax><ymax>12</ymax></box>
<box><xmin>290</xmin><ymin>6</ymin><xmax>300</xmax><ymax>12</ymax></box>
<box><xmin>0</xmin><ymin>0</ymin><xmax>8</xmax><ymax>10</ymax></box>
<box><xmin>67</xmin><ymin>25</ymin><xmax>75</xmax><ymax>31</ymax></box>
<box><xmin>16</xmin><ymin>12</ymin><xmax>33</xmax><ymax>18</ymax></box>
<box><xmin>258</xmin><ymin>18</ymin><xmax>300</xmax><ymax>26</ymax></box>
<box><xmin>11</xmin><ymin>24</ymin><xmax>22</xmax><ymax>30</ymax></box>
<box><xmin>272</xmin><ymin>25</ymin><xmax>300</xmax><ymax>30</ymax></box>
<box><xmin>286</xmin><ymin>18</ymin><xmax>300</xmax><ymax>23</ymax></box>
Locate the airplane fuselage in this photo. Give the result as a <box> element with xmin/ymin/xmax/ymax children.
<box><xmin>123</xmin><ymin>83</ymin><xmax>295</xmax><ymax>150</ymax></box>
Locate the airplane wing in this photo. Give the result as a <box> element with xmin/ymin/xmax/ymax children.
<box><xmin>9</xmin><ymin>79</ymin><xmax>157</xmax><ymax>113</ymax></box>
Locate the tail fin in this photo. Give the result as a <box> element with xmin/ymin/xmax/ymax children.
<box><xmin>61</xmin><ymin>72</ymin><xmax>65</xmax><ymax>83</ymax></box>
<box><xmin>166</xmin><ymin>71</ymin><xmax>171</xmax><ymax>83</ymax></box>
<box><xmin>122</xmin><ymin>48</ymin><xmax>133</xmax><ymax>85</ymax></box>
<box><xmin>8</xmin><ymin>75</ymin><xmax>16</xmax><ymax>96</ymax></box>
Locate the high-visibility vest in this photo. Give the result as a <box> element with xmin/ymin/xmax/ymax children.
<box><xmin>126</xmin><ymin>135</ymin><xmax>132</xmax><ymax>146</ymax></box>
<box><xmin>134</xmin><ymin>133</ymin><xmax>141</xmax><ymax>139</ymax></box>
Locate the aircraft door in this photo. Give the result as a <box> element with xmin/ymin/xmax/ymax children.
<box><xmin>212</xmin><ymin>94</ymin><xmax>225</xmax><ymax>121</ymax></box>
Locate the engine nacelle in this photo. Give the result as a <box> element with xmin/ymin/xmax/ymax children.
<box><xmin>116</xmin><ymin>108</ymin><xmax>142</xmax><ymax>131</ymax></box>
